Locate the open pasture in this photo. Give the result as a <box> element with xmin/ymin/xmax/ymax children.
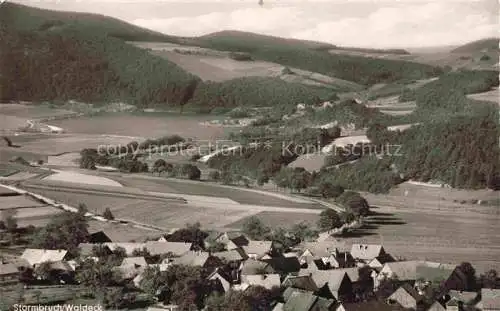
<box><xmin>0</xmin><ymin>103</ymin><xmax>75</xmax><ymax>119</ymax></box>
<box><xmin>87</xmin><ymin>220</ymin><xmax>162</xmax><ymax>242</ymax></box>
<box><xmin>346</xmin><ymin>203</ymin><xmax>500</xmax><ymax>273</ymax></box>
<box><xmin>225</xmin><ymin>211</ymin><xmax>320</xmax><ymax>230</ymax></box>
<box><xmin>108</xmin><ymin>175</ymin><xmax>323</xmax><ymax>208</ymax></box>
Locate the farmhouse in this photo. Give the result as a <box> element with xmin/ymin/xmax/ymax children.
<box><xmin>350</xmin><ymin>244</ymin><xmax>385</xmax><ymax>263</ymax></box>
<box><xmin>387</xmin><ymin>284</ymin><xmax>423</xmax><ymax>310</ymax></box>
<box><xmin>0</xmin><ymin>263</ymin><xmax>20</xmax><ymax>286</ymax></box>
<box><xmin>282</xmin><ymin>288</ymin><xmax>336</xmax><ymax>311</ymax></box>
<box><xmin>121</xmin><ymin>257</ymin><xmax>148</xmax><ymax>268</ymax></box>
<box><xmin>282</xmin><ymin>275</ymin><xmax>318</xmax><ymax>292</ymax></box>
<box><xmin>240</xmin><ymin>258</ymin><xmax>275</xmax><ymax>275</ymax></box>
<box><xmin>144</xmin><ymin>241</ymin><xmax>192</xmax><ymax>257</ymax></box>
<box><xmin>208</xmin><ymin>268</ymin><xmax>233</xmax><ymax>292</ymax></box>
<box><xmin>211</xmin><ymin>249</ymin><xmax>247</xmax><ymax>263</ymax></box>
<box><xmin>241</xmin><ymin>274</ymin><xmax>281</xmax><ymax>290</ymax></box>
<box><xmin>21</xmin><ymin>249</ymin><xmax>68</xmax><ymax>267</ymax></box>
<box><xmin>170</xmin><ymin>251</ymin><xmax>222</xmax><ymax>269</ymax></box>
<box><xmin>242</xmin><ymin>240</ymin><xmax>274</xmax><ymax>259</ymax></box>
<box><xmin>302</xmin><ymin>269</ymin><xmax>353</xmax><ymax>300</ymax></box>
<box><xmin>476</xmin><ymin>288</ymin><xmax>500</xmax><ymax>310</ymax></box>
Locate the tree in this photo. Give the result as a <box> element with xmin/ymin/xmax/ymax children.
<box><xmin>317</xmin><ymin>209</ymin><xmax>342</xmax><ymax>231</ymax></box>
<box><xmin>103</xmin><ymin>208</ymin><xmax>114</xmax><ymax>220</ymax></box>
<box><xmin>480</xmin><ymin>269</ymin><xmax>499</xmax><ymax>289</ymax></box>
<box><xmin>242</xmin><ymin>216</ymin><xmax>271</xmax><ymax>240</ymax></box>
<box><xmin>180</xmin><ymin>164</ymin><xmax>201</xmax><ymax>180</ymax></box>
<box><xmin>34</xmin><ymin>262</ymin><xmax>52</xmax><ymax>282</ymax></box>
<box><xmin>5</xmin><ymin>215</ymin><xmax>18</xmax><ymax>232</ymax></box>
<box><xmin>376</xmin><ymin>276</ymin><xmax>399</xmax><ymax>299</ymax></box>
<box><xmin>336</xmin><ymin>191</ymin><xmax>370</xmax><ymax>217</ymax></box>
<box><xmin>168</xmin><ymin>222</ymin><xmax>209</xmax><ymax>248</ymax></box>
<box><xmin>290</xmin><ymin>222</ymin><xmax>318</xmax><ymax>242</ymax></box>
<box><xmin>31</xmin><ymin>211</ymin><xmax>89</xmax><ymax>256</ymax></box>
<box><xmin>318</xmin><ymin>181</ymin><xmax>344</xmax><ymax>198</ymax></box>
<box><xmin>354</xmin><ymin>266</ymin><xmax>374</xmax><ymax>302</ymax></box>
<box><xmin>456</xmin><ymin>262</ymin><xmax>477</xmax><ymax>291</ymax></box>
<box><xmin>76</xmin><ymin>259</ymin><xmax>121</xmax><ymax>294</ymax></box>
<box><xmin>206</xmin><ymin>241</ymin><xmax>227</xmax><ymax>253</ymax></box>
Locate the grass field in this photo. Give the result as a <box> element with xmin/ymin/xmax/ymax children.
<box><xmin>87</xmin><ymin>220</ymin><xmax>164</xmax><ymax>242</ymax></box>
<box><xmin>109</xmin><ymin>175</ymin><xmax>322</xmax><ymax>208</ymax></box>
<box><xmin>225</xmin><ymin>211</ymin><xmax>320</xmax><ymax>230</ymax></box>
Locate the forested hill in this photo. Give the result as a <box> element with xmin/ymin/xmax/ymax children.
<box><xmin>0</xmin><ymin>25</ymin><xmax>199</xmax><ymax>106</ymax></box>
<box><xmin>0</xmin><ymin>2</ymin><xmax>182</xmax><ymax>42</ymax></box>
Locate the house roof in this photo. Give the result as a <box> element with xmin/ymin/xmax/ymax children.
<box><xmin>447</xmin><ymin>290</ymin><xmax>478</xmax><ymax>304</ymax></box>
<box><xmin>337</xmin><ymin>268</ymin><xmax>361</xmax><ymax>283</ymax></box>
<box><xmin>301</xmin><ymin>269</ymin><xmax>350</xmax><ymax>293</ymax></box>
<box><xmin>172</xmin><ymin>251</ymin><xmax>211</xmax><ymax>266</ymax></box>
<box><xmin>350</xmin><ymin>244</ymin><xmax>384</xmax><ymax>261</ymax></box>
<box><xmin>284</xmin><ymin>290</ymin><xmax>318</xmax><ymax>311</ymax></box>
<box><xmin>312</xmin><ymin>297</ymin><xmax>336</xmax><ymax>311</ymax></box>
<box><xmin>342</xmin><ymin>301</ymin><xmax>405</xmax><ymax>311</ymax></box>
<box><xmin>21</xmin><ymin>249</ymin><xmax>68</xmax><ymax>266</ymax></box>
<box><xmin>212</xmin><ymin>249</ymin><xmax>247</xmax><ymax>262</ymax></box>
<box><xmin>44</xmin><ymin>261</ymin><xmax>74</xmax><ymax>272</ymax></box>
<box><xmin>264</xmin><ymin>257</ymin><xmax>301</xmax><ymax>274</ymax></box>
<box><xmin>121</xmin><ymin>257</ymin><xmax>147</xmax><ymax>267</ymax></box>
<box><xmin>299</xmin><ymin>241</ymin><xmax>347</xmax><ymax>258</ymax></box>
<box><xmin>89</xmin><ymin>230</ymin><xmax>112</xmax><ymax>243</ymax></box>
<box><xmin>78</xmin><ymin>243</ymin><xmax>112</xmax><ymax>257</ymax></box>
<box><xmin>240</xmin><ymin>259</ymin><xmax>275</xmax><ymax>275</ymax></box>
<box><xmin>241</xmin><ymin>274</ymin><xmax>281</xmax><ymax>290</ymax></box>
<box><xmin>272</xmin><ymin>302</ymin><xmax>284</xmax><ymax>311</ymax></box>
<box><xmin>282</xmin><ymin>275</ymin><xmax>318</xmax><ymax>292</ymax></box>
<box><xmin>242</xmin><ymin>240</ymin><xmax>273</xmax><ymax>256</ymax></box>
<box><xmin>389</xmin><ymin>283</ymin><xmax>422</xmax><ymax>302</ymax></box>
<box><xmin>0</xmin><ymin>263</ymin><xmax>18</xmax><ymax>275</ymax></box>
<box><xmin>480</xmin><ymin>288</ymin><xmax>500</xmax><ymax>310</ymax></box>
<box><xmin>427</xmin><ymin>301</ymin><xmax>446</xmax><ymax>311</ymax></box>
<box><xmin>208</xmin><ymin>267</ymin><xmax>232</xmax><ymax>283</ymax></box>
<box><xmin>381</xmin><ymin>261</ymin><xmax>457</xmax><ymax>282</ymax></box>
<box><xmin>144</xmin><ymin>241</ymin><xmax>192</xmax><ymax>256</ymax></box>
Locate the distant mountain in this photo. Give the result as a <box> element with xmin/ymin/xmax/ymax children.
<box><xmin>451</xmin><ymin>38</ymin><xmax>499</xmax><ymax>53</ymax></box>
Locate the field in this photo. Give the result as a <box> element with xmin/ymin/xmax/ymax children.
<box><xmin>467</xmin><ymin>87</ymin><xmax>500</xmax><ymax>106</ymax></box>
<box><xmin>87</xmin><ymin>220</ymin><xmax>162</xmax><ymax>242</ymax></box>
<box><xmin>108</xmin><ymin>174</ymin><xmax>322</xmax><ymax>208</ymax></box>
<box><xmin>225</xmin><ymin>211</ymin><xmax>320</xmax><ymax>230</ymax></box>
<box><xmin>131</xmin><ymin>41</ymin><xmax>363</xmax><ymax>91</ymax></box>
<box><xmin>0</xmin><ymin>193</ymin><xmax>63</xmax><ymax>227</ymax></box>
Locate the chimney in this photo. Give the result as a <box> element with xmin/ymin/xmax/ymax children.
<box><xmin>344</xmin><ymin>252</ymin><xmax>347</xmax><ymax>263</ymax></box>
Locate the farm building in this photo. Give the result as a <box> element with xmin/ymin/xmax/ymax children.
<box><xmin>0</xmin><ymin>263</ymin><xmax>20</xmax><ymax>286</ymax></box>
<box><xmin>387</xmin><ymin>284</ymin><xmax>424</xmax><ymax>310</ymax></box>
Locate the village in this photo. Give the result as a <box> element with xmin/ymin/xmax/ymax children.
<box><xmin>1</xmin><ymin>203</ymin><xmax>499</xmax><ymax>311</ymax></box>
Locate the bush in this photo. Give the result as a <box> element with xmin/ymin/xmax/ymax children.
<box><xmin>103</xmin><ymin>208</ymin><xmax>114</xmax><ymax>220</ymax></box>
<box><xmin>318</xmin><ymin>181</ymin><xmax>344</xmax><ymax>198</ymax></box>
<box><xmin>228</xmin><ymin>52</ymin><xmax>253</xmax><ymax>61</ymax></box>
<box><xmin>208</xmin><ymin>170</ymin><xmax>221</xmax><ymax>181</ymax></box>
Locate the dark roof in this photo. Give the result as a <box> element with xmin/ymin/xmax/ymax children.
<box><xmin>284</xmin><ymin>290</ymin><xmax>318</xmax><ymax>311</ymax></box>
<box><xmin>343</xmin><ymin>301</ymin><xmax>407</xmax><ymax>311</ymax></box>
<box><xmin>240</xmin><ymin>259</ymin><xmax>275</xmax><ymax>275</ymax></box>
<box><xmin>89</xmin><ymin>231</ymin><xmax>112</xmax><ymax>243</ymax></box>
<box><xmin>264</xmin><ymin>257</ymin><xmax>301</xmax><ymax>274</ymax></box>
<box><xmin>282</xmin><ymin>275</ymin><xmax>318</xmax><ymax>292</ymax></box>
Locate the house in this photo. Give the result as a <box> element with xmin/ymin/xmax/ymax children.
<box><xmin>341</xmin><ymin>301</ymin><xmax>406</xmax><ymax>311</ymax></box>
<box><xmin>207</xmin><ymin>268</ymin><xmax>233</xmax><ymax>292</ymax></box>
<box><xmin>212</xmin><ymin>249</ymin><xmax>247</xmax><ymax>263</ymax></box>
<box><xmin>21</xmin><ymin>249</ymin><xmax>68</xmax><ymax>267</ymax></box>
<box><xmin>298</xmin><ymin>241</ymin><xmax>353</xmax><ymax>269</ymax></box>
<box><xmin>367</xmin><ymin>254</ymin><xmax>395</xmax><ymax>270</ymax></box>
<box><xmin>169</xmin><ymin>251</ymin><xmax>222</xmax><ymax>270</ymax></box>
<box><xmin>144</xmin><ymin>241</ymin><xmax>192</xmax><ymax>257</ymax></box>
<box><xmin>301</xmin><ymin>270</ymin><xmax>353</xmax><ymax>301</ymax></box>
<box><xmin>350</xmin><ymin>244</ymin><xmax>385</xmax><ymax>263</ymax></box>
<box><xmin>387</xmin><ymin>284</ymin><xmax>423</xmax><ymax>310</ymax></box>
<box><xmin>242</xmin><ymin>240</ymin><xmax>273</xmax><ymax>259</ymax></box>
<box><xmin>207</xmin><ymin>231</ymin><xmax>249</xmax><ymax>250</ymax></box>
<box><xmin>89</xmin><ymin>230</ymin><xmax>112</xmax><ymax>243</ymax></box>
<box><xmin>121</xmin><ymin>257</ymin><xmax>148</xmax><ymax>268</ymax></box>
<box><xmin>427</xmin><ymin>301</ymin><xmax>446</xmax><ymax>311</ymax></box>
<box><xmin>376</xmin><ymin>261</ymin><xmax>461</xmax><ymax>290</ymax></box>
<box><xmin>445</xmin><ymin>290</ymin><xmax>478</xmax><ymax>309</ymax></box>
<box><xmin>282</xmin><ymin>275</ymin><xmax>318</xmax><ymax>292</ymax></box>
<box><xmin>283</xmin><ymin>288</ymin><xmax>336</xmax><ymax>311</ymax></box>
<box><xmin>264</xmin><ymin>256</ymin><xmax>301</xmax><ymax>275</ymax></box>
<box><xmin>272</xmin><ymin>302</ymin><xmax>284</xmax><ymax>311</ymax></box>
<box><xmin>241</xmin><ymin>274</ymin><xmax>281</xmax><ymax>290</ymax></box>
<box><xmin>476</xmin><ymin>288</ymin><xmax>500</xmax><ymax>310</ymax></box>
<box><xmin>240</xmin><ymin>258</ymin><xmax>275</xmax><ymax>275</ymax></box>
<box><xmin>78</xmin><ymin>243</ymin><xmax>112</xmax><ymax>258</ymax></box>
<box><xmin>0</xmin><ymin>263</ymin><xmax>19</xmax><ymax>286</ymax></box>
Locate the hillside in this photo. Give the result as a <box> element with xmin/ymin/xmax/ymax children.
<box><xmin>0</xmin><ymin>2</ymin><xmax>181</xmax><ymax>42</ymax></box>
<box><xmin>189</xmin><ymin>31</ymin><xmax>444</xmax><ymax>85</ymax></box>
<box><xmin>451</xmin><ymin>38</ymin><xmax>499</xmax><ymax>53</ymax></box>
<box><xmin>0</xmin><ymin>25</ymin><xmax>198</xmax><ymax>106</ymax></box>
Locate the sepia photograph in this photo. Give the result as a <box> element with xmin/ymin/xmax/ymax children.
<box><xmin>0</xmin><ymin>0</ymin><xmax>499</xmax><ymax>310</ymax></box>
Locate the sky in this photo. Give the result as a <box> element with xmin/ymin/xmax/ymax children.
<box><xmin>13</xmin><ymin>0</ymin><xmax>500</xmax><ymax>48</ymax></box>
